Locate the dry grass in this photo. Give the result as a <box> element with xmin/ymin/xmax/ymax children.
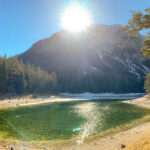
<box><xmin>128</xmin><ymin>138</ymin><xmax>150</xmax><ymax>150</ymax></box>
<box><xmin>124</xmin><ymin>94</ymin><xmax>150</xmax><ymax>150</ymax></box>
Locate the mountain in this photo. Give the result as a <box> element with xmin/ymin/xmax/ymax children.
<box><xmin>18</xmin><ymin>24</ymin><xmax>150</xmax><ymax>93</ymax></box>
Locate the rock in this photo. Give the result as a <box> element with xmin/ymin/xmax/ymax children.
<box><xmin>10</xmin><ymin>146</ymin><xmax>14</xmax><ymax>150</ymax></box>
<box><xmin>121</xmin><ymin>144</ymin><xmax>126</xmax><ymax>148</ymax></box>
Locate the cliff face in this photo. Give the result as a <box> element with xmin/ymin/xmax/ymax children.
<box><xmin>19</xmin><ymin>24</ymin><xmax>150</xmax><ymax>93</ymax></box>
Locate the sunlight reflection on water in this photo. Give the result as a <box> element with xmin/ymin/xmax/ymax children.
<box><xmin>74</xmin><ymin>102</ymin><xmax>103</xmax><ymax>144</ymax></box>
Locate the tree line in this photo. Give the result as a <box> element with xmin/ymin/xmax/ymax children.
<box><xmin>123</xmin><ymin>7</ymin><xmax>150</xmax><ymax>93</ymax></box>
<box><xmin>0</xmin><ymin>56</ymin><xmax>57</xmax><ymax>95</ymax></box>
<box><xmin>0</xmin><ymin>7</ymin><xmax>149</xmax><ymax>96</ymax></box>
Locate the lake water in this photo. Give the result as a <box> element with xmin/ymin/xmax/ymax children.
<box><xmin>0</xmin><ymin>100</ymin><xmax>150</xmax><ymax>143</ymax></box>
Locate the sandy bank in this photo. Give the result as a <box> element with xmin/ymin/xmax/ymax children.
<box><xmin>123</xmin><ymin>94</ymin><xmax>150</xmax><ymax>109</ymax></box>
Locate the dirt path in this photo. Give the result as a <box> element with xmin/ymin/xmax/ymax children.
<box><xmin>66</xmin><ymin>121</ymin><xmax>150</xmax><ymax>150</ymax></box>
<box><xmin>1</xmin><ymin>120</ymin><xmax>150</xmax><ymax>150</ymax></box>
<box><xmin>123</xmin><ymin>94</ymin><xmax>150</xmax><ymax>109</ymax></box>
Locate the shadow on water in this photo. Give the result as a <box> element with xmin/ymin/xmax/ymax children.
<box><xmin>0</xmin><ymin>100</ymin><xmax>150</xmax><ymax>142</ymax></box>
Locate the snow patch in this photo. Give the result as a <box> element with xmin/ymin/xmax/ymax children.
<box><xmin>83</xmin><ymin>71</ymin><xmax>87</xmax><ymax>75</ymax></box>
<box><xmin>61</xmin><ymin>92</ymin><xmax>145</xmax><ymax>100</ymax></box>
<box><xmin>112</xmin><ymin>56</ymin><xmax>141</xmax><ymax>80</ymax></box>
<box><xmin>125</xmin><ymin>60</ymin><xmax>141</xmax><ymax>80</ymax></box>
<box><xmin>90</xmin><ymin>66</ymin><xmax>98</xmax><ymax>71</ymax></box>
<box><xmin>98</xmin><ymin>51</ymin><xmax>103</xmax><ymax>59</ymax></box>
<box><xmin>112</xmin><ymin>56</ymin><xmax>126</xmax><ymax>66</ymax></box>
<box><xmin>20</xmin><ymin>93</ymin><xmax>146</xmax><ymax>107</ymax></box>
<box><xmin>143</xmin><ymin>65</ymin><xmax>150</xmax><ymax>73</ymax></box>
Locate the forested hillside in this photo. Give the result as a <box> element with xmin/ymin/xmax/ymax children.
<box><xmin>19</xmin><ymin>24</ymin><xmax>150</xmax><ymax>93</ymax></box>
<box><xmin>0</xmin><ymin>57</ymin><xmax>57</xmax><ymax>95</ymax></box>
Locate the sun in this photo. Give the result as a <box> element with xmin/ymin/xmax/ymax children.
<box><xmin>61</xmin><ymin>5</ymin><xmax>92</xmax><ymax>33</ymax></box>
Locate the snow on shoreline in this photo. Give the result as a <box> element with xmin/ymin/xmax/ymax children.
<box><xmin>60</xmin><ymin>92</ymin><xmax>146</xmax><ymax>100</ymax></box>
<box><xmin>20</xmin><ymin>92</ymin><xmax>146</xmax><ymax>107</ymax></box>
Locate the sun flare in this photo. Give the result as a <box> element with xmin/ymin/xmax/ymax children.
<box><xmin>61</xmin><ymin>5</ymin><xmax>92</xmax><ymax>33</ymax></box>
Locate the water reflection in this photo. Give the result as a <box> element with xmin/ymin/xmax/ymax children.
<box><xmin>74</xmin><ymin>102</ymin><xmax>101</xmax><ymax>144</ymax></box>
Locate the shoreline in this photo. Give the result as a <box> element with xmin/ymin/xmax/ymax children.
<box><xmin>0</xmin><ymin>93</ymin><xmax>146</xmax><ymax>109</ymax></box>
<box><xmin>0</xmin><ymin>94</ymin><xmax>150</xmax><ymax>150</ymax></box>
<box><xmin>123</xmin><ymin>94</ymin><xmax>150</xmax><ymax>109</ymax></box>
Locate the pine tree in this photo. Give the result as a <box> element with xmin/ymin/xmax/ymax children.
<box><xmin>0</xmin><ymin>57</ymin><xmax>57</xmax><ymax>95</ymax></box>
<box><xmin>123</xmin><ymin>8</ymin><xmax>150</xmax><ymax>57</ymax></box>
<box><xmin>123</xmin><ymin>7</ymin><xmax>150</xmax><ymax>93</ymax></box>
<box><xmin>144</xmin><ymin>73</ymin><xmax>150</xmax><ymax>93</ymax></box>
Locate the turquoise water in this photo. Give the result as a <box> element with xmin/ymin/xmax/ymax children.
<box><xmin>0</xmin><ymin>100</ymin><xmax>150</xmax><ymax>142</ymax></box>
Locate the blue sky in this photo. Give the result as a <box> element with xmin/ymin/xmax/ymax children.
<box><xmin>0</xmin><ymin>0</ymin><xmax>149</xmax><ymax>57</ymax></box>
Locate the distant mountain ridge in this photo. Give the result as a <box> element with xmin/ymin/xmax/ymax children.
<box><xmin>19</xmin><ymin>24</ymin><xmax>150</xmax><ymax>93</ymax></box>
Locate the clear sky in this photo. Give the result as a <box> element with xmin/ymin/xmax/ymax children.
<box><xmin>0</xmin><ymin>0</ymin><xmax>149</xmax><ymax>57</ymax></box>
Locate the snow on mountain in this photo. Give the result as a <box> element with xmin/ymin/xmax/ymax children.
<box><xmin>19</xmin><ymin>24</ymin><xmax>150</xmax><ymax>93</ymax></box>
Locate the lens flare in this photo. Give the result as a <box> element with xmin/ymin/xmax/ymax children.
<box><xmin>61</xmin><ymin>5</ymin><xmax>92</xmax><ymax>32</ymax></box>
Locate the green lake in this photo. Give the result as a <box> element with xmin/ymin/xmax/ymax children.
<box><xmin>0</xmin><ymin>100</ymin><xmax>150</xmax><ymax>143</ymax></box>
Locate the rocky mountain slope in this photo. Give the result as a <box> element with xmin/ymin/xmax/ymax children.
<box><xmin>18</xmin><ymin>24</ymin><xmax>150</xmax><ymax>93</ymax></box>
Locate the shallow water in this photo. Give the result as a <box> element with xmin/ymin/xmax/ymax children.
<box><xmin>0</xmin><ymin>100</ymin><xmax>150</xmax><ymax>142</ymax></box>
